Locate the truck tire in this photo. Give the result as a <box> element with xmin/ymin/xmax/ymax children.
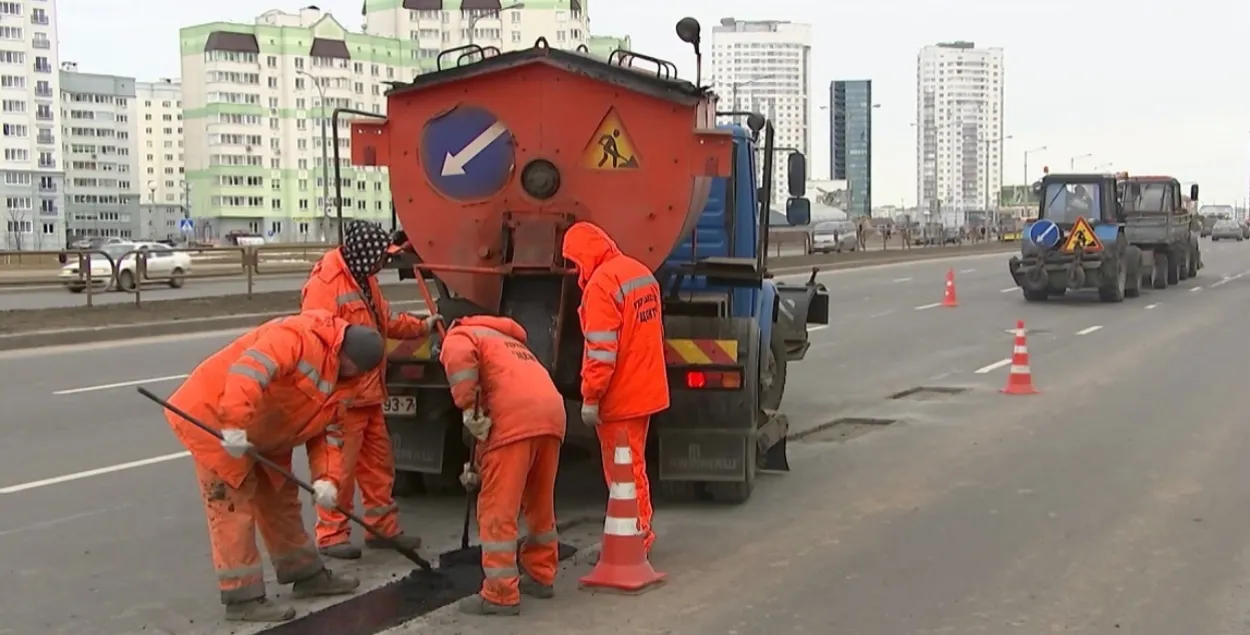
<box><xmin>1123</xmin><ymin>247</ymin><xmax>1141</xmax><ymax>298</ymax></box>
<box><xmin>1167</xmin><ymin>250</ymin><xmax>1181</xmax><ymax>285</ymax></box>
<box><xmin>1187</xmin><ymin>246</ymin><xmax>1199</xmax><ymax>277</ymax></box>
<box><xmin>1152</xmin><ymin>251</ymin><xmax>1168</xmax><ymax>289</ymax></box>
<box><xmin>1023</xmin><ymin>288</ymin><xmax>1049</xmax><ymax>302</ymax></box>
<box><xmin>1098</xmin><ymin>260</ymin><xmax>1125</xmax><ymax>303</ymax></box>
<box><xmin>706</xmin><ymin>440</ymin><xmax>757</xmax><ymax>504</ymax></box>
<box><xmin>760</xmin><ymin>329</ymin><xmax>787</xmax><ymax>411</ymax></box>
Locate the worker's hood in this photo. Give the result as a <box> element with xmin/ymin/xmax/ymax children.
<box><xmin>298</xmin><ymin>308</ymin><xmax>350</xmax><ymax>380</ymax></box>
<box><xmin>341</xmin><ymin>220</ymin><xmax>391</xmax><ymax>281</ymax></box>
<box><xmin>561</xmin><ymin>222</ymin><xmax>621</xmax><ymax>288</ymax></box>
<box><xmin>453</xmin><ymin>315</ymin><xmax>528</xmax><ymax>344</ymax></box>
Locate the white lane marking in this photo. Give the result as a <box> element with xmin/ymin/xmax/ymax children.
<box><xmin>1000</xmin><ymin>287</ymin><xmax>1017</xmax><ymax>293</ymax></box>
<box><xmin>869</xmin><ymin>309</ymin><xmax>895</xmax><ymax>318</ymax></box>
<box><xmin>0</xmin><ymin>451</ymin><xmax>190</xmax><ymax>494</ymax></box>
<box><xmin>1144</xmin><ymin>303</ymin><xmax>1158</xmax><ymax>309</ymax></box>
<box><xmin>974</xmin><ymin>358</ymin><xmax>1012</xmax><ymax>374</ymax></box>
<box><xmin>914</xmin><ymin>302</ymin><xmax>941</xmax><ymax>310</ymax></box>
<box><xmin>892</xmin><ymin>277</ymin><xmax>912</xmax><ymax>283</ymax></box>
<box><xmin>772</xmin><ymin>250</ymin><xmax>1013</xmax><ymax>281</ymax></box>
<box><xmin>53</xmin><ymin>374</ymin><xmax>188</xmax><ymax>395</ymax></box>
<box><xmin>1190</xmin><ymin>286</ymin><xmax>1202</xmax><ymax>292</ymax></box>
<box><xmin>0</xmin><ymin>505</ymin><xmax>129</xmax><ymax>537</ymax></box>
<box><xmin>1075</xmin><ymin>325</ymin><xmax>1103</xmax><ymax>336</ymax></box>
<box><xmin>959</xmin><ymin>268</ymin><xmax>976</xmax><ymax>274</ymax></box>
<box><xmin>1212</xmin><ymin>277</ymin><xmax>1230</xmax><ymax>287</ymax></box>
<box><xmin>806</xmin><ymin>324</ymin><xmax>829</xmax><ymax>332</ymax></box>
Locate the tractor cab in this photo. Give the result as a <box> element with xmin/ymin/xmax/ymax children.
<box><xmin>1031</xmin><ymin>173</ymin><xmax>1123</xmax><ymax>230</ymax></box>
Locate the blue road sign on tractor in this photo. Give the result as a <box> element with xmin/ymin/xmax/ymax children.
<box><xmin>1026</xmin><ymin>218</ymin><xmax>1060</xmax><ymax>249</ymax></box>
<box><xmin>420</xmin><ymin>105</ymin><xmax>515</xmax><ymax>201</ymax></box>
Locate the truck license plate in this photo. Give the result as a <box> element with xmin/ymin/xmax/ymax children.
<box><xmin>383</xmin><ymin>396</ymin><xmax>417</xmax><ymax>416</ymax></box>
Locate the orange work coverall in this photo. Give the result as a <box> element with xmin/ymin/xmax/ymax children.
<box><xmin>439</xmin><ymin>315</ymin><xmax>566</xmax><ymax>608</ymax></box>
<box><xmin>165</xmin><ymin>311</ymin><xmax>354</xmax><ymax>604</ymax></box>
<box><xmin>301</xmin><ymin>244</ymin><xmax>431</xmax><ymax>549</ymax></box>
<box><xmin>561</xmin><ymin>221</ymin><xmax>669</xmax><ymax>553</ymax></box>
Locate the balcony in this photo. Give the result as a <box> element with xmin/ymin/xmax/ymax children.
<box><xmin>31</xmin><ymin>39</ymin><xmax>49</xmax><ymax>49</ymax></box>
<box><xmin>34</xmin><ymin>112</ymin><xmax>52</xmax><ymax>122</ymax></box>
<box><xmin>32</xmin><ymin>63</ymin><xmax>51</xmax><ymax>74</ymax></box>
<box><xmin>38</xmin><ymin>159</ymin><xmax>55</xmax><ymax>169</ymax></box>
<box><xmin>34</xmin><ymin>87</ymin><xmax>51</xmax><ymax>97</ymax></box>
<box><xmin>30</xmin><ymin>15</ymin><xmax>48</xmax><ymax>25</ymax></box>
<box><xmin>36</xmin><ymin>135</ymin><xmax>53</xmax><ymax>145</ymax></box>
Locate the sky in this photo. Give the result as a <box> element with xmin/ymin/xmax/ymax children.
<box><xmin>61</xmin><ymin>0</ymin><xmax>1250</xmax><ymax>205</ymax></box>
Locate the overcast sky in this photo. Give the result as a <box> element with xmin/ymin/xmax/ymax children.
<box><xmin>61</xmin><ymin>0</ymin><xmax>1249</xmax><ymax>205</ymax></box>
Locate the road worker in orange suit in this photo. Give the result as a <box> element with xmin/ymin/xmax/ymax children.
<box><xmin>561</xmin><ymin>221</ymin><xmax>669</xmax><ymax>554</ymax></box>
<box><xmin>301</xmin><ymin>220</ymin><xmax>440</xmax><ymax>560</ymax></box>
<box><xmin>438</xmin><ymin>312</ymin><xmax>566</xmax><ymax>616</ymax></box>
<box><xmin>165</xmin><ymin>310</ymin><xmax>387</xmax><ymax>623</ymax></box>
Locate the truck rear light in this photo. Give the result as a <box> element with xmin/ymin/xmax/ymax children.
<box><xmin>684</xmin><ymin>369</ymin><xmax>742</xmax><ymax>389</ymax></box>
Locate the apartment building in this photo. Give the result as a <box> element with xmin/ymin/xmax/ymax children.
<box><xmin>915</xmin><ymin>41</ymin><xmax>1004</xmax><ymax>224</ymax></box>
<box><xmin>0</xmin><ymin>0</ymin><xmax>63</xmax><ymax>250</ymax></box>
<box><xmin>363</xmin><ymin>0</ymin><xmax>589</xmax><ymax>55</ymax></box>
<box><xmin>135</xmin><ymin>79</ymin><xmax>186</xmax><ymax>241</ymax></box>
<box><xmin>709</xmin><ymin>18</ymin><xmax>811</xmax><ymax>205</ymax></box>
<box><xmin>180</xmin><ymin>8</ymin><xmax>424</xmax><ymax>241</ymax></box>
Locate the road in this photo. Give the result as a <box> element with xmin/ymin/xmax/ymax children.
<box><xmin>0</xmin><ymin>274</ymin><xmax>316</xmax><ymax>310</ymax></box>
<box><xmin>4</xmin><ymin>238</ymin><xmax>1250</xmax><ymax>634</ymax></box>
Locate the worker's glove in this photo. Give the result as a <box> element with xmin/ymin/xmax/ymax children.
<box><xmin>459</xmin><ymin>462</ymin><xmax>480</xmax><ymax>492</ymax></box>
<box><xmin>312</xmin><ymin>479</ymin><xmax>338</xmax><ymax>509</ymax></box>
<box><xmin>423</xmin><ymin>314</ymin><xmax>443</xmax><ymax>331</ymax></box>
<box><xmin>462</xmin><ymin>409</ymin><xmax>492</xmax><ymax>441</ymax></box>
<box><xmin>220</xmin><ymin>428</ymin><xmax>252</xmax><ymax>458</ymax></box>
<box><xmin>581</xmin><ymin>403</ymin><xmax>601</xmax><ymax>427</ymax></box>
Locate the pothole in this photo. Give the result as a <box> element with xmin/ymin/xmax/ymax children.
<box><xmin>792</xmin><ymin>417</ymin><xmax>896</xmax><ymax>444</ymax></box>
<box><xmin>889</xmin><ymin>386</ymin><xmax>969</xmax><ymax>401</ymax></box>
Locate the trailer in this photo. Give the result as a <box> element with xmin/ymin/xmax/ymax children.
<box><xmin>1119</xmin><ymin>175</ymin><xmax>1201</xmax><ymax>288</ymax></box>
<box><xmin>340</xmin><ymin>21</ymin><xmax>828</xmax><ymax>504</ymax></box>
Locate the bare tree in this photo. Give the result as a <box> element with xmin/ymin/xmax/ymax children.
<box><xmin>4</xmin><ymin>208</ymin><xmax>28</xmax><ymax>251</ymax></box>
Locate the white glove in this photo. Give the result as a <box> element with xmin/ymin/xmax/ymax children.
<box><xmin>462</xmin><ymin>409</ymin><xmax>492</xmax><ymax>441</ymax></box>
<box><xmin>312</xmin><ymin>479</ymin><xmax>338</xmax><ymax>509</ymax></box>
<box><xmin>459</xmin><ymin>462</ymin><xmax>480</xmax><ymax>491</ymax></box>
<box><xmin>581</xmin><ymin>403</ymin><xmax>600</xmax><ymax>427</ymax></box>
<box><xmin>220</xmin><ymin>428</ymin><xmax>252</xmax><ymax>458</ymax></box>
<box><xmin>423</xmin><ymin>314</ymin><xmax>443</xmax><ymax>331</ymax></box>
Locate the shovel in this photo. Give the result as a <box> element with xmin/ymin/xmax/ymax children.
<box><xmin>439</xmin><ymin>389</ymin><xmax>482</xmax><ymax>569</ymax></box>
<box><xmin>136</xmin><ymin>386</ymin><xmax>437</xmax><ymax>573</ymax></box>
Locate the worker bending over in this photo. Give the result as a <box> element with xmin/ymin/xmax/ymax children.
<box><xmin>562</xmin><ymin>221</ymin><xmax>669</xmax><ymax>554</ymax></box>
<box><xmin>438</xmin><ymin>312</ymin><xmax>566</xmax><ymax>616</ymax></box>
<box><xmin>301</xmin><ymin>220</ymin><xmax>440</xmax><ymax>559</ymax></box>
<box><xmin>165</xmin><ymin>311</ymin><xmax>386</xmax><ymax>622</ymax></box>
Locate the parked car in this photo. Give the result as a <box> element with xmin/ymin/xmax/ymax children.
<box><xmin>1210</xmin><ymin>219</ymin><xmax>1243</xmax><ymax>241</ymax></box>
<box><xmin>809</xmin><ymin>221</ymin><xmax>858</xmax><ymax>254</ymax></box>
<box><xmin>58</xmin><ymin>241</ymin><xmax>193</xmax><ymax>292</ymax></box>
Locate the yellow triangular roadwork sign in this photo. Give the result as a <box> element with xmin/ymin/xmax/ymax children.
<box><xmin>1061</xmin><ymin>216</ymin><xmax>1102</xmax><ymax>252</ymax></box>
<box><xmin>583</xmin><ymin>108</ymin><xmax>640</xmax><ymax>169</ymax></box>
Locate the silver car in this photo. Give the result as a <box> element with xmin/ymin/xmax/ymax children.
<box><xmin>1211</xmin><ymin>219</ymin><xmax>1243</xmax><ymax>241</ymax></box>
<box><xmin>809</xmin><ymin>221</ymin><xmax>859</xmax><ymax>253</ymax></box>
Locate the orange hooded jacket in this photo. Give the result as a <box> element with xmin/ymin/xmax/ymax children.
<box><xmin>300</xmin><ymin>248</ymin><xmax>429</xmax><ymax>407</ymax></box>
<box><xmin>561</xmin><ymin>222</ymin><xmax>669</xmax><ymax>421</ymax></box>
<box><xmin>166</xmin><ymin>311</ymin><xmax>354</xmax><ymax>490</ymax></box>
<box><xmin>438</xmin><ymin>316</ymin><xmax>566</xmax><ymax>454</ymax></box>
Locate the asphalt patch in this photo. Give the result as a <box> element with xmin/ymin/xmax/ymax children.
<box><xmin>792</xmin><ymin>417</ymin><xmax>896</xmax><ymax>444</ymax></box>
<box><xmin>257</xmin><ymin>542</ymin><xmax>577</xmax><ymax>635</ymax></box>
<box><xmin>889</xmin><ymin>386</ymin><xmax>968</xmax><ymax>401</ymax></box>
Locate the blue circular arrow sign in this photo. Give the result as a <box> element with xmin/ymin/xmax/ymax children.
<box><xmin>420</xmin><ymin>105</ymin><xmax>515</xmax><ymax>201</ymax></box>
<box><xmin>1026</xmin><ymin>218</ymin><xmax>1061</xmax><ymax>249</ymax></box>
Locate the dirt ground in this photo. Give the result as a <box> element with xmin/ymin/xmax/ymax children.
<box><xmin>0</xmin><ymin>285</ymin><xmax>427</xmax><ymax>334</ymax></box>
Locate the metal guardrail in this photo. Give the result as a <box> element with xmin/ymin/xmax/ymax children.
<box><xmin>0</xmin><ymin>245</ymin><xmax>334</xmax><ymax>307</ymax></box>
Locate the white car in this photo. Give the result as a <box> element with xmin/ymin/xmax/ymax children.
<box><xmin>59</xmin><ymin>242</ymin><xmax>193</xmax><ymax>293</ymax></box>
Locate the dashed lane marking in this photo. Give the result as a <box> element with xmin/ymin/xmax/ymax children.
<box><xmin>1000</xmin><ymin>287</ymin><xmax>1017</xmax><ymax>293</ymax></box>
<box><xmin>914</xmin><ymin>302</ymin><xmax>941</xmax><ymax>310</ymax></box>
<box><xmin>959</xmin><ymin>268</ymin><xmax>976</xmax><ymax>274</ymax></box>
<box><xmin>1075</xmin><ymin>325</ymin><xmax>1103</xmax><ymax>336</ymax></box>
<box><xmin>1190</xmin><ymin>286</ymin><xmax>1202</xmax><ymax>292</ymax></box>
<box><xmin>974</xmin><ymin>358</ymin><xmax>1012</xmax><ymax>374</ymax></box>
<box><xmin>1145</xmin><ymin>303</ymin><xmax>1158</xmax><ymax>309</ymax></box>
<box><xmin>0</xmin><ymin>451</ymin><xmax>190</xmax><ymax>494</ymax></box>
<box><xmin>892</xmin><ymin>277</ymin><xmax>912</xmax><ymax>283</ymax></box>
<box><xmin>53</xmin><ymin>374</ymin><xmax>189</xmax><ymax>395</ymax></box>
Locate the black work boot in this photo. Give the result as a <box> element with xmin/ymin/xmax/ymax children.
<box><xmin>519</xmin><ymin>574</ymin><xmax>554</xmax><ymax>599</ymax></box>
<box><xmin>223</xmin><ymin>597</ymin><xmax>296</xmax><ymax>622</ymax></box>
<box><xmin>318</xmin><ymin>543</ymin><xmax>362</xmax><ymax>560</ymax></box>
<box><xmin>457</xmin><ymin>593</ymin><xmax>520</xmax><ymax>616</ymax></box>
<box><xmin>365</xmin><ymin>532</ymin><xmax>422</xmax><ymax>551</ymax></box>
<box><xmin>291</xmin><ymin>569</ymin><xmax>360</xmax><ymax>598</ymax></box>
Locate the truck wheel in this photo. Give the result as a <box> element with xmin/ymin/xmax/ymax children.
<box><xmin>1153</xmin><ymin>252</ymin><xmax>1168</xmax><ymax>289</ymax></box>
<box><xmin>1023</xmin><ymin>288</ymin><xmax>1049</xmax><ymax>302</ymax></box>
<box><xmin>706</xmin><ymin>441</ymin><xmax>757</xmax><ymax>504</ymax></box>
<box><xmin>1124</xmin><ymin>248</ymin><xmax>1141</xmax><ymax>298</ymax></box>
<box><xmin>1166</xmin><ymin>250</ymin><xmax>1181</xmax><ymax>285</ymax></box>
<box><xmin>1187</xmin><ymin>247</ymin><xmax>1199</xmax><ymax>277</ymax></box>
<box><xmin>1099</xmin><ymin>261</ymin><xmax>1125</xmax><ymax>303</ymax></box>
<box><xmin>760</xmin><ymin>330</ymin><xmax>787</xmax><ymax>411</ymax></box>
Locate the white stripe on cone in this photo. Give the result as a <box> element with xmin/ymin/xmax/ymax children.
<box><xmin>603</xmin><ymin>515</ymin><xmax>639</xmax><ymax>536</ymax></box>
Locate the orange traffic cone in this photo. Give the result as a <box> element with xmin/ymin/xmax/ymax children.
<box><xmin>579</xmin><ymin>429</ymin><xmax>666</xmax><ymax>595</ymax></box>
<box><xmin>1001</xmin><ymin>320</ymin><xmax>1038</xmax><ymax>395</ymax></box>
<box><xmin>942</xmin><ymin>268</ymin><xmax>958</xmax><ymax>307</ymax></box>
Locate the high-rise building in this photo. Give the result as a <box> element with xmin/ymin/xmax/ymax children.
<box><xmin>830</xmin><ymin>79</ymin><xmax>872</xmax><ymax>217</ymax></box>
<box><xmin>0</xmin><ymin>1</ymin><xmax>64</xmax><ymax>250</ymax></box>
<box><xmin>915</xmin><ymin>41</ymin><xmax>1004</xmax><ymax>224</ymax></box>
<box><xmin>180</xmin><ymin>8</ymin><xmax>421</xmax><ymax>242</ymax></box>
<box><xmin>362</xmin><ymin>0</ymin><xmax>590</xmax><ymax>55</ymax></box>
<box><xmin>59</xmin><ymin>63</ymin><xmax>143</xmax><ymax>240</ymax></box>
<box><xmin>136</xmin><ymin>79</ymin><xmax>187</xmax><ymax>241</ymax></box>
<box><xmin>710</xmin><ymin>18</ymin><xmax>811</xmax><ymax>205</ymax></box>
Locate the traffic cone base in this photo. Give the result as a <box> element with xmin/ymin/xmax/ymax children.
<box><xmin>579</xmin><ymin>431</ymin><xmax>665</xmax><ymax>595</ymax></box>
<box><xmin>1001</xmin><ymin>320</ymin><xmax>1038</xmax><ymax>394</ymax></box>
<box><xmin>942</xmin><ymin>268</ymin><xmax>958</xmax><ymax>307</ymax></box>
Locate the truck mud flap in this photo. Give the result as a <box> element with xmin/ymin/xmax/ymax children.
<box><xmin>387</xmin><ymin>417</ymin><xmax>447</xmax><ymax>474</ymax></box>
<box><xmin>757</xmin><ymin>409</ymin><xmax>790</xmax><ymax>472</ymax></box>
<box><xmin>657</xmin><ymin>430</ymin><xmax>748</xmax><ymax>482</ymax></box>
<box><xmin>774</xmin><ymin>278</ymin><xmax>829</xmax><ymax>361</ymax></box>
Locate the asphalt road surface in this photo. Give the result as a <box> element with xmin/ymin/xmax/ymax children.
<box><xmin>0</xmin><ymin>274</ymin><xmax>318</xmax><ymax>310</ymax></box>
<box><xmin>5</xmin><ymin>239</ymin><xmax>1250</xmax><ymax>634</ymax></box>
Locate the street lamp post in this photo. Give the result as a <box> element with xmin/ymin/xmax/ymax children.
<box><xmin>1023</xmin><ymin>145</ymin><xmax>1047</xmax><ymax>183</ymax></box>
<box><xmin>467</xmin><ymin>3</ymin><xmax>525</xmax><ymax>46</ymax></box>
<box><xmin>984</xmin><ymin>134</ymin><xmax>1012</xmax><ymax>232</ymax></box>
<box><xmin>1070</xmin><ymin>153</ymin><xmax>1093</xmax><ymax>170</ymax></box>
<box><xmin>296</xmin><ymin>68</ymin><xmax>332</xmax><ymax>243</ymax></box>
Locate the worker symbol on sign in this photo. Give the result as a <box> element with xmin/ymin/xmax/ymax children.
<box><xmin>583</xmin><ymin>108</ymin><xmax>640</xmax><ymax>169</ymax></box>
<box><xmin>1061</xmin><ymin>216</ymin><xmax>1103</xmax><ymax>252</ymax></box>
